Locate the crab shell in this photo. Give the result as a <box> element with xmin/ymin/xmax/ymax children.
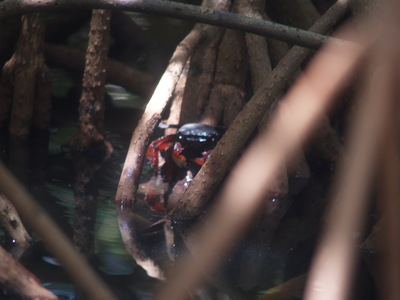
<box><xmin>174</xmin><ymin>123</ymin><xmax>219</xmax><ymax>165</ymax></box>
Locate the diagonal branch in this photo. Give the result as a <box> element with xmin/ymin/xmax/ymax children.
<box><xmin>305</xmin><ymin>7</ymin><xmax>400</xmax><ymax>300</ymax></box>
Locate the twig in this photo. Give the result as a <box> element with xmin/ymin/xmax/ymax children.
<box><xmin>0</xmin><ymin>162</ymin><xmax>118</xmax><ymax>300</ymax></box>
<box><xmin>170</xmin><ymin>0</ymin><xmax>351</xmax><ymax>222</ymax></box>
<box><xmin>0</xmin><ymin>0</ymin><xmax>348</xmax><ymax>50</ymax></box>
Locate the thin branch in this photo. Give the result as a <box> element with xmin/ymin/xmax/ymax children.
<box><xmin>0</xmin><ymin>0</ymin><xmax>349</xmax><ymax>50</ymax></box>
<box><xmin>0</xmin><ymin>162</ymin><xmax>118</xmax><ymax>300</ymax></box>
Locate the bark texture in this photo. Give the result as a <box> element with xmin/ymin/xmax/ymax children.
<box><xmin>179</xmin><ymin>27</ymin><xmax>224</xmax><ymax>124</ymax></box>
<box><xmin>0</xmin><ymin>13</ymin><xmax>51</xmax><ymax>135</ymax></box>
<box><xmin>71</xmin><ymin>9</ymin><xmax>112</xmax><ymax>154</ymax></box>
<box><xmin>200</xmin><ymin>28</ymin><xmax>248</xmax><ymax>127</ymax></box>
<box><xmin>0</xmin><ymin>194</ymin><xmax>31</xmax><ymax>248</ymax></box>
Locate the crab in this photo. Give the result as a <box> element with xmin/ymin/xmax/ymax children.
<box><xmin>141</xmin><ymin>123</ymin><xmax>221</xmax><ymax>212</ymax></box>
<box><xmin>146</xmin><ymin>123</ymin><xmax>220</xmax><ymax>175</ymax></box>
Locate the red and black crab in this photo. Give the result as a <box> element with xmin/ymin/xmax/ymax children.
<box><xmin>139</xmin><ymin>123</ymin><xmax>221</xmax><ymax>212</ymax></box>
<box><xmin>146</xmin><ymin>123</ymin><xmax>220</xmax><ymax>173</ymax></box>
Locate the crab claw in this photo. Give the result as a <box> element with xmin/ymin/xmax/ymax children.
<box><xmin>146</xmin><ymin>135</ymin><xmax>175</xmax><ymax>170</ymax></box>
<box><xmin>171</xmin><ymin>142</ymin><xmax>187</xmax><ymax>167</ymax></box>
<box><xmin>193</xmin><ymin>150</ymin><xmax>212</xmax><ymax>166</ymax></box>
